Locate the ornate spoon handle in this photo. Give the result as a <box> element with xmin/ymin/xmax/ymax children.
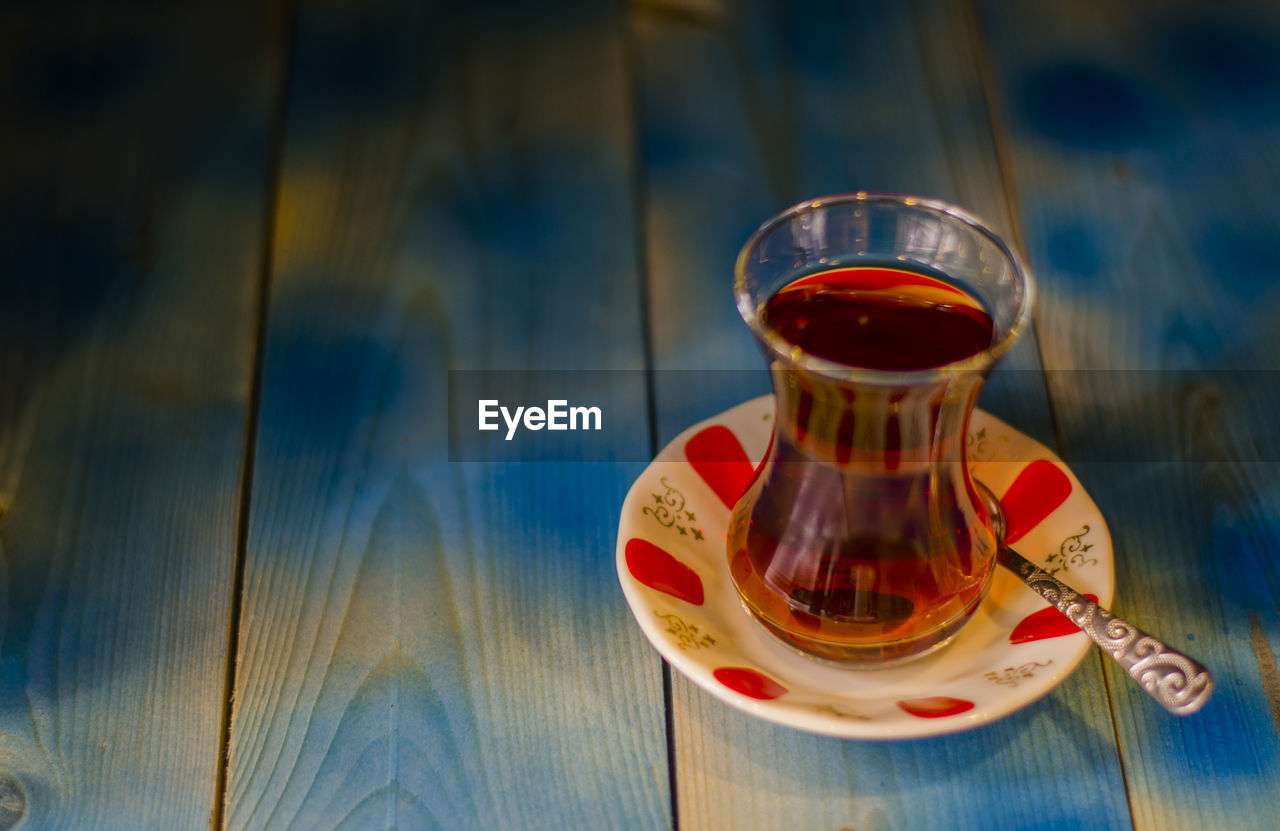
<box><xmin>996</xmin><ymin>545</ymin><xmax>1214</xmax><ymax>715</ymax></box>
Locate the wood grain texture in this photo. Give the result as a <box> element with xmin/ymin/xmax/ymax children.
<box><xmin>634</xmin><ymin>1</ymin><xmax>1129</xmax><ymax>828</ymax></box>
<box><xmin>978</xmin><ymin>0</ymin><xmax>1280</xmax><ymax>828</ymax></box>
<box><xmin>224</xmin><ymin>0</ymin><xmax>669</xmax><ymax>828</ymax></box>
<box><xmin>0</xmin><ymin>1</ymin><xmax>281</xmax><ymax>828</ymax></box>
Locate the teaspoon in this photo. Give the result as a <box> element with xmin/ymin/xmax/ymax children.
<box><xmin>977</xmin><ymin>483</ymin><xmax>1214</xmax><ymax>716</ymax></box>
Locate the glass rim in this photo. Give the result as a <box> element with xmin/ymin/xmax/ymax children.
<box><xmin>734</xmin><ymin>192</ymin><xmax>1036</xmax><ymax>385</ymax></box>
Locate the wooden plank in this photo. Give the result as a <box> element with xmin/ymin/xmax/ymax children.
<box><xmin>635</xmin><ymin>1</ymin><xmax>1131</xmax><ymax>828</ymax></box>
<box><xmin>0</xmin><ymin>1</ymin><xmax>282</xmax><ymax>828</ymax></box>
<box><xmin>978</xmin><ymin>1</ymin><xmax>1280</xmax><ymax>828</ymax></box>
<box><xmin>223</xmin><ymin>0</ymin><xmax>670</xmax><ymax>828</ymax></box>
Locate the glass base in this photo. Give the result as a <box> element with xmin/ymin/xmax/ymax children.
<box><xmin>739</xmin><ymin>573</ymin><xmax>991</xmax><ymax>669</ymax></box>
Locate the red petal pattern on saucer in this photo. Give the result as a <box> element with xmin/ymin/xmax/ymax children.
<box><xmin>625</xmin><ymin>538</ymin><xmax>704</xmax><ymax>605</ymax></box>
<box><xmin>713</xmin><ymin>667</ymin><xmax>789</xmax><ymax>700</ymax></box>
<box><xmin>896</xmin><ymin>697</ymin><xmax>975</xmax><ymax>718</ymax></box>
<box><xmin>1000</xmin><ymin>460</ymin><xmax>1072</xmax><ymax>544</ymax></box>
<box><xmin>1009</xmin><ymin>595</ymin><xmax>1098</xmax><ymax>644</ymax></box>
<box><xmin>684</xmin><ymin>425</ymin><xmax>755</xmax><ymax>509</ymax></box>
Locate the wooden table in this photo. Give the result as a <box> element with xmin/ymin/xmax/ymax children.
<box><xmin>2</xmin><ymin>0</ymin><xmax>1277</xmax><ymax>828</ymax></box>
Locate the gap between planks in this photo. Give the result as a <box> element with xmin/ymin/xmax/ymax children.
<box><xmin>212</xmin><ymin>2</ymin><xmax>298</xmax><ymax>829</ymax></box>
<box><xmin>623</xmin><ymin>4</ymin><xmax>680</xmax><ymax>830</ymax></box>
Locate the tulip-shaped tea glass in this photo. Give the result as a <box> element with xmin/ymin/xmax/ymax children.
<box><xmin>729</xmin><ymin>194</ymin><xmax>1034</xmax><ymax>666</ymax></box>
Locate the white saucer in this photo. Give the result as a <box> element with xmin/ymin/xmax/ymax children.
<box><xmin>616</xmin><ymin>395</ymin><xmax>1114</xmax><ymax>739</ymax></box>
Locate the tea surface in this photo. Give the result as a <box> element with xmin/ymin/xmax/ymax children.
<box><xmin>762</xmin><ymin>266</ymin><xmax>994</xmax><ymax>370</ymax></box>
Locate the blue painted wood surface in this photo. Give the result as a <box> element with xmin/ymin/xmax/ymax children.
<box><xmin>0</xmin><ymin>1</ymin><xmax>282</xmax><ymax>828</ymax></box>
<box><xmin>979</xmin><ymin>1</ymin><xmax>1280</xmax><ymax>827</ymax></box>
<box><xmin>222</xmin><ymin>0</ymin><xmax>669</xmax><ymax>829</ymax></box>
<box><xmin>2</xmin><ymin>0</ymin><xmax>1278</xmax><ymax>828</ymax></box>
